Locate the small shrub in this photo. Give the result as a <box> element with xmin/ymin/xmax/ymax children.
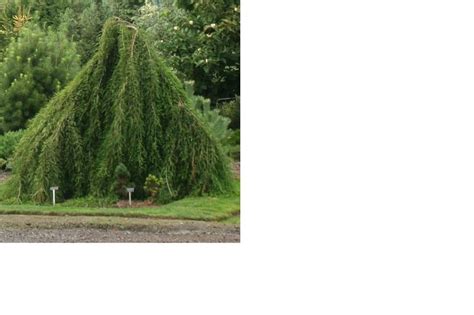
<box><xmin>220</xmin><ymin>96</ymin><xmax>240</xmax><ymax>130</ymax></box>
<box><xmin>0</xmin><ymin>158</ymin><xmax>6</xmax><ymax>170</ymax></box>
<box><xmin>0</xmin><ymin>129</ymin><xmax>24</xmax><ymax>160</ymax></box>
<box><xmin>113</xmin><ymin>163</ymin><xmax>131</xmax><ymax>198</ymax></box>
<box><xmin>144</xmin><ymin>174</ymin><xmax>164</xmax><ymax>200</ymax></box>
<box><xmin>185</xmin><ymin>81</ymin><xmax>234</xmax><ymax>154</ymax></box>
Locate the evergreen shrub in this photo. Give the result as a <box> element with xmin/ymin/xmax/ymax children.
<box><xmin>220</xmin><ymin>96</ymin><xmax>240</xmax><ymax>130</ymax></box>
<box><xmin>0</xmin><ymin>22</ymin><xmax>80</xmax><ymax>132</ymax></box>
<box><xmin>113</xmin><ymin>163</ymin><xmax>131</xmax><ymax>198</ymax></box>
<box><xmin>0</xmin><ymin>129</ymin><xmax>24</xmax><ymax>160</ymax></box>
<box><xmin>185</xmin><ymin>80</ymin><xmax>234</xmax><ymax>154</ymax></box>
<box><xmin>144</xmin><ymin>174</ymin><xmax>164</xmax><ymax>201</ymax></box>
<box><xmin>6</xmin><ymin>18</ymin><xmax>233</xmax><ymax>203</ymax></box>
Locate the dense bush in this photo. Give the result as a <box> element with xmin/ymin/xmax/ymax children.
<box><xmin>0</xmin><ymin>129</ymin><xmax>24</xmax><ymax>160</ymax></box>
<box><xmin>113</xmin><ymin>163</ymin><xmax>131</xmax><ymax>198</ymax></box>
<box><xmin>0</xmin><ymin>2</ymin><xmax>31</xmax><ymax>53</ymax></box>
<box><xmin>144</xmin><ymin>174</ymin><xmax>163</xmax><ymax>200</ymax></box>
<box><xmin>184</xmin><ymin>80</ymin><xmax>242</xmax><ymax>160</ymax></box>
<box><xmin>219</xmin><ymin>96</ymin><xmax>240</xmax><ymax>129</ymax></box>
<box><xmin>0</xmin><ymin>21</ymin><xmax>80</xmax><ymax>133</ymax></box>
<box><xmin>185</xmin><ymin>81</ymin><xmax>233</xmax><ymax>146</ymax></box>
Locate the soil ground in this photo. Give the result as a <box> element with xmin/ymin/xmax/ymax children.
<box><xmin>0</xmin><ymin>215</ymin><xmax>240</xmax><ymax>243</ymax></box>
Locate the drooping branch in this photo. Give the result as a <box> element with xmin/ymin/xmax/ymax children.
<box><xmin>6</xmin><ymin>18</ymin><xmax>233</xmax><ymax>203</ymax></box>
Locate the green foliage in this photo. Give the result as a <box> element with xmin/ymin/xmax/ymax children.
<box><xmin>59</xmin><ymin>2</ymin><xmax>111</xmax><ymax>65</ymax></box>
<box><xmin>144</xmin><ymin>174</ymin><xmax>164</xmax><ymax>200</ymax></box>
<box><xmin>114</xmin><ymin>162</ymin><xmax>130</xmax><ymax>179</ymax></box>
<box><xmin>7</xmin><ymin>18</ymin><xmax>233</xmax><ymax>203</ymax></box>
<box><xmin>227</xmin><ymin>129</ymin><xmax>239</xmax><ymax>161</ymax></box>
<box><xmin>134</xmin><ymin>0</ymin><xmax>240</xmax><ymax>102</ymax></box>
<box><xmin>0</xmin><ymin>158</ymin><xmax>6</xmax><ymax>170</ymax></box>
<box><xmin>28</xmin><ymin>0</ymin><xmax>90</xmax><ymax>28</ymax></box>
<box><xmin>0</xmin><ymin>21</ymin><xmax>80</xmax><ymax>132</ymax></box>
<box><xmin>219</xmin><ymin>95</ymin><xmax>240</xmax><ymax>129</ymax></box>
<box><xmin>113</xmin><ymin>0</ymin><xmax>146</xmax><ymax>20</ymax></box>
<box><xmin>74</xmin><ymin>3</ymin><xmax>104</xmax><ymax>64</ymax></box>
<box><xmin>29</xmin><ymin>0</ymin><xmax>66</xmax><ymax>27</ymax></box>
<box><xmin>185</xmin><ymin>80</ymin><xmax>234</xmax><ymax>154</ymax></box>
<box><xmin>56</xmin><ymin>1</ymin><xmax>150</xmax><ymax>66</ymax></box>
<box><xmin>0</xmin><ymin>129</ymin><xmax>23</xmax><ymax>159</ymax></box>
<box><xmin>0</xmin><ymin>1</ymin><xmax>31</xmax><ymax>50</ymax></box>
<box><xmin>113</xmin><ymin>163</ymin><xmax>130</xmax><ymax>197</ymax></box>
<box><xmin>56</xmin><ymin>7</ymin><xmax>95</xmax><ymax>65</ymax></box>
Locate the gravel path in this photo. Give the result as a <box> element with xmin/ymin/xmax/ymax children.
<box><xmin>0</xmin><ymin>215</ymin><xmax>240</xmax><ymax>243</ymax></box>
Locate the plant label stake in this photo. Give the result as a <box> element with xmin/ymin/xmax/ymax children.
<box><xmin>126</xmin><ymin>188</ymin><xmax>135</xmax><ymax>206</ymax></box>
<box><xmin>50</xmin><ymin>186</ymin><xmax>59</xmax><ymax>206</ymax></box>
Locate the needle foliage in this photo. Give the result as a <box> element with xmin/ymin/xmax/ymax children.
<box><xmin>6</xmin><ymin>17</ymin><xmax>233</xmax><ymax>203</ymax></box>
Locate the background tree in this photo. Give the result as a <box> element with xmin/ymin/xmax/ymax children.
<box><xmin>0</xmin><ymin>0</ymin><xmax>32</xmax><ymax>55</ymax></box>
<box><xmin>58</xmin><ymin>3</ymin><xmax>106</xmax><ymax>65</ymax></box>
<box><xmin>27</xmin><ymin>0</ymin><xmax>69</xmax><ymax>27</ymax></box>
<box><xmin>58</xmin><ymin>0</ymin><xmax>150</xmax><ymax>65</ymax></box>
<box><xmin>0</xmin><ymin>20</ymin><xmax>80</xmax><ymax>132</ymax></box>
<box><xmin>112</xmin><ymin>0</ymin><xmax>146</xmax><ymax>20</ymax></box>
<box><xmin>134</xmin><ymin>0</ymin><xmax>240</xmax><ymax>104</ymax></box>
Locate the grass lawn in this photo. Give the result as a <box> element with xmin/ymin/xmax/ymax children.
<box><xmin>0</xmin><ymin>179</ymin><xmax>240</xmax><ymax>223</ymax></box>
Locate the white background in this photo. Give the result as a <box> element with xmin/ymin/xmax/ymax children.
<box><xmin>2</xmin><ymin>0</ymin><xmax>474</xmax><ymax>314</ymax></box>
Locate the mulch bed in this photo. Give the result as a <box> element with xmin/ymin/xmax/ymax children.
<box><xmin>115</xmin><ymin>199</ymin><xmax>157</xmax><ymax>208</ymax></box>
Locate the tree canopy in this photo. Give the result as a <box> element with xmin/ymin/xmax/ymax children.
<box><xmin>135</xmin><ymin>0</ymin><xmax>240</xmax><ymax>103</ymax></box>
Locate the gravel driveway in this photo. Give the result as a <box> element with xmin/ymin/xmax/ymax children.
<box><xmin>0</xmin><ymin>215</ymin><xmax>240</xmax><ymax>243</ymax></box>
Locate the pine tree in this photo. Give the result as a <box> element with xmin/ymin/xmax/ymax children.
<box><xmin>75</xmin><ymin>1</ymin><xmax>104</xmax><ymax>64</ymax></box>
<box><xmin>0</xmin><ymin>1</ymin><xmax>32</xmax><ymax>57</ymax></box>
<box><xmin>29</xmin><ymin>0</ymin><xmax>72</xmax><ymax>28</ymax></box>
<box><xmin>6</xmin><ymin>18</ymin><xmax>233</xmax><ymax>203</ymax></box>
<box><xmin>0</xmin><ymin>21</ymin><xmax>80</xmax><ymax>132</ymax></box>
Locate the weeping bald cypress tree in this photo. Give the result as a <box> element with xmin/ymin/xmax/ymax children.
<box><xmin>6</xmin><ymin>18</ymin><xmax>233</xmax><ymax>202</ymax></box>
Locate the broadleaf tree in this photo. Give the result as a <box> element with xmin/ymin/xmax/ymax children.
<box><xmin>134</xmin><ymin>0</ymin><xmax>240</xmax><ymax>103</ymax></box>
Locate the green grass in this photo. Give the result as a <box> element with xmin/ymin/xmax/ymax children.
<box><xmin>0</xmin><ymin>195</ymin><xmax>239</xmax><ymax>221</ymax></box>
<box><xmin>0</xmin><ymin>177</ymin><xmax>240</xmax><ymax>224</ymax></box>
<box><xmin>220</xmin><ymin>215</ymin><xmax>240</xmax><ymax>224</ymax></box>
<box><xmin>0</xmin><ymin>179</ymin><xmax>240</xmax><ymax>222</ymax></box>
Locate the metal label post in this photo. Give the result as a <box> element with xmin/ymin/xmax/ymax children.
<box><xmin>50</xmin><ymin>186</ymin><xmax>59</xmax><ymax>206</ymax></box>
<box><xmin>126</xmin><ymin>187</ymin><xmax>135</xmax><ymax>206</ymax></box>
